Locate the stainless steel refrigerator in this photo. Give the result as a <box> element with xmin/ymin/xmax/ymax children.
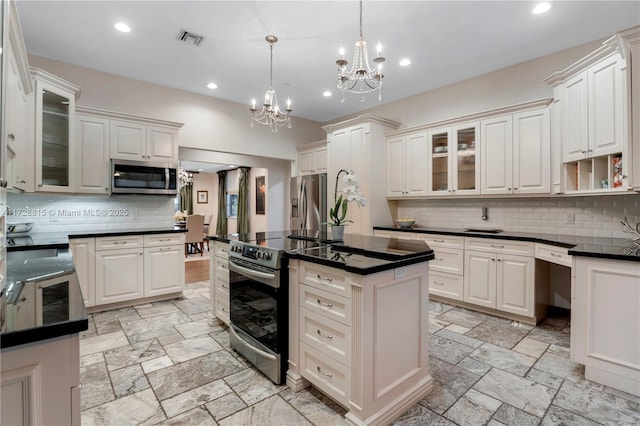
<box><xmin>290</xmin><ymin>173</ymin><xmax>327</xmax><ymax>231</ymax></box>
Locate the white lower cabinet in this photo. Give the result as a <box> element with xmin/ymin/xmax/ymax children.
<box><xmin>72</xmin><ymin>233</ymin><xmax>184</xmax><ymax>310</ymax></box>
<box><xmin>415</xmin><ymin>233</ymin><xmax>464</xmax><ymax>301</ymax></box>
<box><xmin>96</xmin><ymin>247</ymin><xmax>144</xmax><ymax>305</ymax></box>
<box><xmin>69</xmin><ymin>237</ymin><xmax>96</xmax><ymax>307</ymax></box>
<box><xmin>572</xmin><ymin>257</ymin><xmax>640</xmax><ymax>396</ymax></box>
<box><xmin>1</xmin><ymin>334</ymin><xmax>81</xmax><ymax>426</ymax></box>
<box><xmin>464</xmin><ymin>248</ymin><xmax>534</xmax><ymax>318</ymax></box>
<box><xmin>211</xmin><ymin>241</ymin><xmax>230</xmax><ymax>325</ymax></box>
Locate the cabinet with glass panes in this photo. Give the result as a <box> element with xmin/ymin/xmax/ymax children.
<box><xmin>32</xmin><ymin>68</ymin><xmax>80</xmax><ymax>193</ymax></box>
<box><xmin>427</xmin><ymin>122</ymin><xmax>479</xmax><ymax>196</ymax></box>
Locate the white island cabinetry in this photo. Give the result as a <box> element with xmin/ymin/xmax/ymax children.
<box><xmin>288</xmin><ymin>259</ymin><xmax>432</xmax><ymax>426</ymax></box>
<box><xmin>572</xmin><ymin>256</ymin><xmax>640</xmax><ymax>396</ymax></box>
<box><xmin>210</xmin><ymin>241</ymin><xmax>230</xmax><ymax>325</ymax></box>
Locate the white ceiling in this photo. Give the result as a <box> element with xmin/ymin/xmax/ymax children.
<box><xmin>15</xmin><ymin>1</ymin><xmax>640</xmax><ymax>124</ymax></box>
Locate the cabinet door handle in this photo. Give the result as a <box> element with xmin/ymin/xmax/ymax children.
<box><xmin>436</xmin><ymin>258</ymin><xmax>445</xmax><ymax>261</ymax></box>
<box><xmin>316</xmin><ymin>274</ymin><xmax>333</xmax><ymax>282</ymax></box>
<box><xmin>497</xmin><ymin>259</ymin><xmax>502</xmax><ymax>262</ymax></box>
<box><xmin>316</xmin><ymin>329</ymin><xmax>333</xmax><ymax>339</ymax></box>
<box><xmin>316</xmin><ymin>366</ymin><xmax>333</xmax><ymax>377</ymax></box>
<box><xmin>432</xmin><ymin>280</ymin><xmax>444</xmax><ymax>286</ymax></box>
<box><xmin>491</xmin><ymin>244</ymin><xmax>504</xmax><ymax>249</ymax></box>
<box><xmin>7</xmin><ymin>133</ymin><xmax>15</xmax><ymax>140</ymax></box>
<box><xmin>550</xmin><ymin>252</ymin><xmax>562</xmax><ymax>258</ymax></box>
<box><xmin>317</xmin><ymin>299</ymin><xmax>333</xmax><ymax>308</ymax></box>
<box><xmin>18</xmin><ymin>179</ymin><xmax>26</xmax><ymax>184</ymax></box>
<box><xmin>433</xmin><ymin>239</ymin><xmax>445</xmax><ymax>243</ymax></box>
<box><xmin>114</xmin><ymin>241</ymin><xmax>127</xmax><ymax>245</ymax></box>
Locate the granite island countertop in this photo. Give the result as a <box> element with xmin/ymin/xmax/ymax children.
<box><xmin>373</xmin><ymin>226</ymin><xmax>640</xmax><ymax>262</ymax></box>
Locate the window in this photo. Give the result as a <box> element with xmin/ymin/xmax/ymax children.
<box><xmin>226</xmin><ymin>193</ymin><xmax>238</xmax><ymax>217</ymax></box>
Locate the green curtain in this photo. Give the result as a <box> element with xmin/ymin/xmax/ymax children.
<box><xmin>179</xmin><ymin>182</ymin><xmax>193</xmax><ymax>214</ymax></box>
<box><xmin>237</xmin><ymin>167</ymin><xmax>250</xmax><ymax>234</ymax></box>
<box><xmin>215</xmin><ymin>170</ymin><xmax>227</xmax><ymax>236</ymax></box>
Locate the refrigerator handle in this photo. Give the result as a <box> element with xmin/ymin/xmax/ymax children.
<box><xmin>300</xmin><ymin>179</ymin><xmax>308</xmax><ymax>229</ymax></box>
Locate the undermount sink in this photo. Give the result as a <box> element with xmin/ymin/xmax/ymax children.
<box><xmin>8</xmin><ymin>248</ymin><xmax>60</xmax><ymax>262</ymax></box>
<box><xmin>464</xmin><ymin>228</ymin><xmax>503</xmax><ymax>234</ymax></box>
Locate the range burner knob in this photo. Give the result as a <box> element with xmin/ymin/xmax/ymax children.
<box><xmin>262</xmin><ymin>251</ymin><xmax>272</xmax><ymax>261</ymax></box>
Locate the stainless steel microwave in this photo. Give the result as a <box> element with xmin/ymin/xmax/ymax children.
<box><xmin>111</xmin><ymin>160</ymin><xmax>178</xmax><ymax>195</ymax></box>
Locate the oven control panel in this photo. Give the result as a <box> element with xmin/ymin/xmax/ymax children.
<box><xmin>228</xmin><ymin>240</ymin><xmax>280</xmax><ymax>269</ymax></box>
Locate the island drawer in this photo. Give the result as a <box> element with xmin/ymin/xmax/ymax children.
<box><xmin>300</xmin><ymin>307</ymin><xmax>351</xmax><ymax>367</ymax></box>
<box><xmin>300</xmin><ymin>284</ymin><xmax>351</xmax><ymax>326</ymax></box>
<box><xmin>465</xmin><ymin>237</ymin><xmax>534</xmax><ymax>256</ymax></box>
<box><xmin>144</xmin><ymin>233</ymin><xmax>185</xmax><ymax>247</ymax></box>
<box><xmin>300</xmin><ymin>342</ymin><xmax>350</xmax><ymax>407</ymax></box>
<box><xmin>214</xmin><ymin>296</ymin><xmax>230</xmax><ymax>325</ymax></box>
<box><xmin>535</xmin><ymin>243</ymin><xmax>572</xmax><ymax>267</ymax></box>
<box><xmin>214</xmin><ymin>257</ymin><xmax>229</xmax><ymax>276</ymax></box>
<box><xmin>300</xmin><ymin>262</ymin><xmax>351</xmax><ymax>299</ymax></box>
<box><xmin>414</xmin><ymin>234</ymin><xmax>464</xmax><ymax>249</ymax></box>
<box><xmin>429</xmin><ymin>248</ymin><xmax>464</xmax><ymax>275</ymax></box>
<box><xmin>95</xmin><ymin>235</ymin><xmax>143</xmax><ymax>250</ymax></box>
<box><xmin>213</xmin><ymin>242</ymin><xmax>230</xmax><ymax>259</ymax></box>
<box><xmin>429</xmin><ymin>271</ymin><xmax>463</xmax><ymax>301</ymax></box>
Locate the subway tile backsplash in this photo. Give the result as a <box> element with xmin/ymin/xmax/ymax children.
<box><xmin>7</xmin><ymin>193</ymin><xmax>174</xmax><ymax>234</ymax></box>
<box><xmin>397</xmin><ymin>194</ymin><xmax>640</xmax><ymax>239</ymax></box>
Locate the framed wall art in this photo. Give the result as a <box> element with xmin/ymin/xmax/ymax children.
<box><xmin>197</xmin><ymin>190</ymin><xmax>208</xmax><ymax>204</ymax></box>
<box><xmin>255</xmin><ymin>176</ymin><xmax>266</xmax><ymax>214</ymax></box>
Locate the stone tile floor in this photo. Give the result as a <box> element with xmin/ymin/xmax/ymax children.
<box><xmin>80</xmin><ymin>280</ymin><xmax>640</xmax><ymax>425</ymax></box>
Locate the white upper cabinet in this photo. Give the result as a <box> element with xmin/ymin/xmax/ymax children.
<box><xmin>110</xmin><ymin>119</ymin><xmax>178</xmax><ymax>162</ymax></box>
<box><xmin>427</xmin><ymin>122</ymin><xmax>479</xmax><ymax>196</ymax></box>
<box><xmin>561</xmin><ymin>55</ymin><xmax>624</xmax><ymax>162</ymax></box>
<box><xmin>297</xmin><ymin>140</ymin><xmax>327</xmax><ymax>176</ymax></box>
<box><xmin>482</xmin><ymin>106</ymin><xmax>550</xmax><ymax>195</ymax></box>
<box><xmin>324</xmin><ymin>115</ymin><xmax>400</xmax><ymax>235</ymax></box>
<box><xmin>386</xmin><ymin>132</ymin><xmax>428</xmax><ymax>197</ymax></box>
<box><xmin>75</xmin><ymin>111</ymin><xmax>110</xmax><ymax>194</ymax></box>
<box><xmin>32</xmin><ymin>68</ymin><xmax>81</xmax><ymax>193</ymax></box>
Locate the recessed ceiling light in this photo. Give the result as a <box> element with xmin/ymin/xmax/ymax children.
<box><xmin>197</xmin><ymin>168</ymin><xmax>203</xmax><ymax>172</ymax></box>
<box><xmin>532</xmin><ymin>2</ymin><xmax>551</xmax><ymax>14</ymax></box>
<box><xmin>114</xmin><ymin>22</ymin><xmax>131</xmax><ymax>33</ymax></box>
<box><xmin>228</xmin><ymin>165</ymin><xmax>236</xmax><ymax>168</ymax></box>
<box><xmin>206</xmin><ymin>82</ymin><xmax>218</xmax><ymax>89</ymax></box>
<box><xmin>322</xmin><ymin>91</ymin><xmax>332</xmax><ymax>97</ymax></box>
<box><xmin>399</xmin><ymin>58</ymin><xmax>411</xmax><ymax>67</ymax></box>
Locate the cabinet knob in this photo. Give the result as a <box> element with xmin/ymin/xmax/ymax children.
<box><xmin>507</xmin><ymin>188</ymin><xmax>511</xmax><ymax>191</ymax></box>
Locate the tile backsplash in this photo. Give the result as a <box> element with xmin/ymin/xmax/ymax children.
<box><xmin>7</xmin><ymin>193</ymin><xmax>175</xmax><ymax>234</ymax></box>
<box><xmin>397</xmin><ymin>194</ymin><xmax>640</xmax><ymax>239</ymax></box>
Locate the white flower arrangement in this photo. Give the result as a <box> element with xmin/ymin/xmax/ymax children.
<box><xmin>325</xmin><ymin>169</ymin><xmax>365</xmax><ymax>227</ymax></box>
<box><xmin>174</xmin><ymin>211</ymin><xmax>187</xmax><ymax>222</ymax></box>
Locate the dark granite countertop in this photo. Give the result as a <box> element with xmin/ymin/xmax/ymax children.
<box><xmin>373</xmin><ymin>226</ymin><xmax>640</xmax><ymax>262</ymax></box>
<box><xmin>287</xmin><ymin>234</ymin><xmax>434</xmax><ymax>274</ymax></box>
<box><xmin>6</xmin><ymin>227</ymin><xmax>186</xmax><ymax>251</ymax></box>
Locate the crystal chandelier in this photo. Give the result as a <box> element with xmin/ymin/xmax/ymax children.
<box><xmin>250</xmin><ymin>35</ymin><xmax>292</xmax><ymax>133</ymax></box>
<box><xmin>177</xmin><ymin>167</ymin><xmax>193</xmax><ymax>190</ymax></box>
<box><xmin>336</xmin><ymin>0</ymin><xmax>385</xmax><ymax>102</ymax></box>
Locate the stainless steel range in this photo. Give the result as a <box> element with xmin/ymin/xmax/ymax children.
<box><xmin>227</xmin><ymin>236</ymin><xmax>323</xmax><ymax>384</ymax></box>
<box><xmin>227</xmin><ymin>238</ymin><xmax>289</xmax><ymax>384</ymax></box>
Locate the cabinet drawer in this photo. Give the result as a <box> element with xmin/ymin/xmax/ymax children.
<box><xmin>96</xmin><ymin>235</ymin><xmax>143</xmax><ymax>250</ymax></box>
<box><xmin>373</xmin><ymin>230</ymin><xmax>415</xmax><ymax>240</ymax></box>
<box><xmin>214</xmin><ymin>242</ymin><xmax>230</xmax><ymax>259</ymax></box>
<box><xmin>144</xmin><ymin>233</ymin><xmax>185</xmax><ymax>247</ymax></box>
<box><xmin>429</xmin><ymin>248</ymin><xmax>464</xmax><ymax>275</ymax></box>
<box><xmin>300</xmin><ymin>284</ymin><xmax>351</xmax><ymax>326</ymax></box>
<box><xmin>535</xmin><ymin>243</ymin><xmax>572</xmax><ymax>267</ymax></box>
<box><xmin>415</xmin><ymin>234</ymin><xmax>464</xmax><ymax>249</ymax></box>
<box><xmin>300</xmin><ymin>262</ymin><xmax>351</xmax><ymax>299</ymax></box>
<box><xmin>300</xmin><ymin>342</ymin><xmax>350</xmax><ymax>406</ymax></box>
<box><xmin>215</xmin><ymin>296</ymin><xmax>230</xmax><ymax>325</ymax></box>
<box><xmin>216</xmin><ymin>279</ymin><xmax>230</xmax><ymax>297</ymax></box>
<box><xmin>429</xmin><ymin>271</ymin><xmax>463</xmax><ymax>301</ymax></box>
<box><xmin>214</xmin><ymin>257</ymin><xmax>229</xmax><ymax>276</ymax></box>
<box><xmin>300</xmin><ymin>308</ymin><xmax>351</xmax><ymax>367</ymax></box>
<box><xmin>465</xmin><ymin>237</ymin><xmax>534</xmax><ymax>256</ymax></box>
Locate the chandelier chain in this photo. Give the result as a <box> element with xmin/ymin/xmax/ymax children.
<box><xmin>359</xmin><ymin>0</ymin><xmax>363</xmax><ymax>39</ymax></box>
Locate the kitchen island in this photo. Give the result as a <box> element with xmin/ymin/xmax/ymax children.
<box><xmin>286</xmin><ymin>235</ymin><xmax>434</xmax><ymax>426</ymax></box>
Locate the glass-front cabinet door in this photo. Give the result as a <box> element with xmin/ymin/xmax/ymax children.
<box><xmin>428</xmin><ymin>128</ymin><xmax>451</xmax><ymax>195</ymax></box>
<box><xmin>427</xmin><ymin>122</ymin><xmax>480</xmax><ymax>196</ymax></box>
<box><xmin>33</xmin><ymin>69</ymin><xmax>80</xmax><ymax>193</ymax></box>
<box><xmin>452</xmin><ymin>122</ymin><xmax>480</xmax><ymax>195</ymax></box>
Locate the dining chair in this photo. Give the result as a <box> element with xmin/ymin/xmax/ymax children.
<box><xmin>203</xmin><ymin>213</ymin><xmax>213</xmax><ymax>251</ymax></box>
<box><xmin>184</xmin><ymin>214</ymin><xmax>205</xmax><ymax>257</ymax></box>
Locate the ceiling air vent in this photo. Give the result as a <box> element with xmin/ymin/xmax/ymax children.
<box><xmin>176</xmin><ymin>29</ymin><xmax>205</xmax><ymax>46</ymax></box>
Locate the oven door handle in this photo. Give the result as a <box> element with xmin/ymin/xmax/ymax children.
<box><xmin>228</xmin><ymin>260</ymin><xmax>278</xmax><ymax>284</ymax></box>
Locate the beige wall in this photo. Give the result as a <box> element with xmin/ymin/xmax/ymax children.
<box><xmin>324</xmin><ymin>39</ymin><xmax>603</xmax><ymax>129</ymax></box>
<box><xmin>28</xmin><ymin>55</ymin><xmax>325</xmax><ymax>160</ymax></box>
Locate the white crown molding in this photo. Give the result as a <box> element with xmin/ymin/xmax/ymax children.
<box><xmin>75</xmin><ymin>105</ymin><xmax>184</xmax><ymax>129</ymax></box>
<box><xmin>8</xmin><ymin>0</ymin><xmax>33</xmax><ymax>94</ymax></box>
<box><xmin>386</xmin><ymin>98</ymin><xmax>553</xmax><ymax>137</ymax></box>
<box><xmin>321</xmin><ymin>113</ymin><xmax>401</xmax><ymax>134</ymax></box>
<box><xmin>296</xmin><ymin>139</ymin><xmax>326</xmax><ymax>152</ymax></box>
<box><xmin>30</xmin><ymin>67</ymin><xmax>82</xmax><ymax>99</ymax></box>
